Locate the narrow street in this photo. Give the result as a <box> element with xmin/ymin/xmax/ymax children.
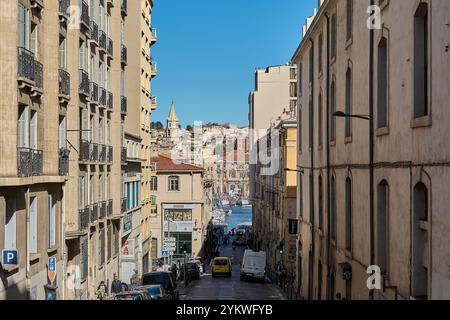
<box><xmin>180</xmin><ymin>240</ymin><xmax>285</xmax><ymax>300</ymax></box>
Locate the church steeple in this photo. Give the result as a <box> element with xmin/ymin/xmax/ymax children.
<box><xmin>167</xmin><ymin>100</ymin><xmax>179</xmax><ymax>122</ymax></box>
<box><xmin>166</xmin><ymin>100</ymin><xmax>180</xmax><ymax>139</ymax></box>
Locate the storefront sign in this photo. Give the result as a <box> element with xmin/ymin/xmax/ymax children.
<box><xmin>164</xmin><ymin>221</ymin><xmax>194</xmax><ymax>233</ymax></box>
<box><xmin>122</xmin><ymin>239</ymin><xmax>135</xmax><ymax>258</ymax></box>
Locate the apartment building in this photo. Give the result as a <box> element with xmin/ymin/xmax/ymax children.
<box><xmin>248</xmin><ymin>64</ymin><xmax>298</xmax><ymax>256</ymax></box>
<box><xmin>150</xmin><ymin>154</ymin><xmax>212</xmax><ymax>260</ymax></box>
<box><xmin>292</xmin><ymin>0</ymin><xmax>450</xmax><ymax>300</ymax></box>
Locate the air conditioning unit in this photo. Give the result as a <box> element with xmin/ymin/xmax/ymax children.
<box><xmin>338</xmin><ymin>262</ymin><xmax>352</xmax><ymax>281</ymax></box>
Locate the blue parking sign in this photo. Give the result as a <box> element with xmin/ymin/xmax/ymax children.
<box><xmin>2</xmin><ymin>250</ymin><xmax>18</xmax><ymax>265</ymax></box>
<box><xmin>48</xmin><ymin>257</ymin><xmax>56</xmax><ymax>271</ymax></box>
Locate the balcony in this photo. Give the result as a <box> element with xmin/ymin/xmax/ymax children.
<box><xmin>79</xmin><ymin>207</ymin><xmax>89</xmax><ymax>231</ymax></box>
<box><xmin>17</xmin><ymin>147</ymin><xmax>43</xmax><ymax>177</ymax></box>
<box><xmin>121</xmin><ymin>44</ymin><xmax>127</xmax><ymax>65</ymax></box>
<box><xmin>121</xmin><ymin>198</ymin><xmax>127</xmax><ymax>214</ymax></box>
<box><xmin>151</xmin><ymin>28</ymin><xmax>157</xmax><ymax>44</ymax></box>
<box><xmin>99</xmin><ymin>86</ymin><xmax>107</xmax><ymax>106</ymax></box>
<box><xmin>78</xmin><ymin>69</ymin><xmax>90</xmax><ymax>97</ymax></box>
<box><xmin>107</xmin><ymin>91</ymin><xmax>113</xmax><ymax>110</ymax></box>
<box><xmin>150</xmin><ymin>62</ymin><xmax>157</xmax><ymax>78</ymax></box>
<box><xmin>108</xmin><ymin>146</ymin><xmax>113</xmax><ymax>163</ymax></box>
<box><xmin>107</xmin><ymin>199</ymin><xmax>113</xmax><ymax>217</ymax></box>
<box><xmin>17</xmin><ymin>47</ymin><xmax>34</xmax><ymax>85</ymax></box>
<box><xmin>80</xmin><ymin>0</ymin><xmax>90</xmax><ymax>30</ymax></box>
<box><xmin>150</xmin><ymin>96</ymin><xmax>157</xmax><ymax>110</ymax></box>
<box><xmin>90</xmin><ymin>20</ymin><xmax>99</xmax><ymax>45</ymax></box>
<box><xmin>121</xmin><ymin>147</ymin><xmax>127</xmax><ymax>163</ymax></box>
<box><xmin>90</xmin><ymin>81</ymin><xmax>98</xmax><ymax>103</ymax></box>
<box><xmin>90</xmin><ymin>203</ymin><xmax>99</xmax><ymax>223</ymax></box>
<box><xmin>33</xmin><ymin>60</ymin><xmax>43</xmax><ymax>91</ymax></box>
<box><xmin>121</xmin><ymin>96</ymin><xmax>127</xmax><ymax>114</ymax></box>
<box><xmin>99</xmin><ymin>30</ymin><xmax>107</xmax><ymax>53</ymax></box>
<box><xmin>90</xmin><ymin>143</ymin><xmax>98</xmax><ymax>162</ymax></box>
<box><xmin>58</xmin><ymin>0</ymin><xmax>70</xmax><ymax>21</ymax></box>
<box><xmin>107</xmin><ymin>0</ymin><xmax>114</xmax><ymax>8</ymax></box>
<box><xmin>99</xmin><ymin>201</ymin><xmax>107</xmax><ymax>219</ymax></box>
<box><xmin>99</xmin><ymin>144</ymin><xmax>107</xmax><ymax>162</ymax></box>
<box><xmin>121</xmin><ymin>0</ymin><xmax>127</xmax><ymax>16</ymax></box>
<box><xmin>58</xmin><ymin>69</ymin><xmax>70</xmax><ymax>99</ymax></box>
<box><xmin>107</xmin><ymin>38</ymin><xmax>114</xmax><ymax>57</ymax></box>
<box><xmin>80</xmin><ymin>139</ymin><xmax>90</xmax><ymax>162</ymax></box>
<box><xmin>59</xmin><ymin>148</ymin><xmax>70</xmax><ymax>176</ymax></box>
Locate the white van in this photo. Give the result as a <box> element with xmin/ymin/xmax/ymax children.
<box><xmin>240</xmin><ymin>250</ymin><xmax>266</xmax><ymax>283</ymax></box>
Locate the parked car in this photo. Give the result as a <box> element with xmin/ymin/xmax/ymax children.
<box><xmin>141</xmin><ymin>272</ymin><xmax>179</xmax><ymax>300</ymax></box>
<box><xmin>211</xmin><ymin>257</ymin><xmax>232</xmax><ymax>277</ymax></box>
<box><xmin>113</xmin><ymin>290</ymin><xmax>152</xmax><ymax>300</ymax></box>
<box><xmin>233</xmin><ymin>229</ymin><xmax>247</xmax><ymax>246</ymax></box>
<box><xmin>240</xmin><ymin>250</ymin><xmax>266</xmax><ymax>283</ymax></box>
<box><xmin>185</xmin><ymin>262</ymin><xmax>201</xmax><ymax>280</ymax></box>
<box><xmin>189</xmin><ymin>259</ymin><xmax>204</xmax><ymax>274</ymax></box>
<box><xmin>138</xmin><ymin>285</ymin><xmax>171</xmax><ymax>300</ymax></box>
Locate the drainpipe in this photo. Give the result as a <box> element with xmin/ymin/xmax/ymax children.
<box><xmin>61</xmin><ymin>182</ymin><xmax>66</xmax><ymax>300</ymax></box>
<box><xmin>26</xmin><ymin>187</ymin><xmax>30</xmax><ymax>297</ymax></box>
<box><xmin>324</xmin><ymin>12</ymin><xmax>331</xmax><ymax>300</ymax></box>
<box><xmin>308</xmin><ymin>37</ymin><xmax>315</xmax><ymax>300</ymax></box>
<box><xmin>369</xmin><ymin>0</ymin><xmax>375</xmax><ymax>300</ymax></box>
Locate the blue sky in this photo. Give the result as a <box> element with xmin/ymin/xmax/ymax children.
<box><xmin>151</xmin><ymin>0</ymin><xmax>317</xmax><ymax>128</ymax></box>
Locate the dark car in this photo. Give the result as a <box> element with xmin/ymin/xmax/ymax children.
<box><xmin>185</xmin><ymin>262</ymin><xmax>201</xmax><ymax>280</ymax></box>
<box><xmin>138</xmin><ymin>285</ymin><xmax>171</xmax><ymax>300</ymax></box>
<box><xmin>113</xmin><ymin>290</ymin><xmax>152</xmax><ymax>300</ymax></box>
<box><xmin>141</xmin><ymin>272</ymin><xmax>179</xmax><ymax>300</ymax></box>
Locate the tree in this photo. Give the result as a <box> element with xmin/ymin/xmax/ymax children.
<box><xmin>186</xmin><ymin>125</ymin><xmax>193</xmax><ymax>132</ymax></box>
<box><xmin>151</xmin><ymin>121</ymin><xmax>164</xmax><ymax>131</ymax></box>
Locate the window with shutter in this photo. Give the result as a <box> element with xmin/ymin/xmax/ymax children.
<box><xmin>30</xmin><ymin>110</ymin><xmax>37</xmax><ymax>150</ymax></box>
<box><xmin>18</xmin><ymin>105</ymin><xmax>29</xmax><ymax>148</ymax></box>
<box><xmin>29</xmin><ymin>196</ymin><xmax>38</xmax><ymax>254</ymax></box>
<box><xmin>5</xmin><ymin>200</ymin><xmax>17</xmax><ymax>250</ymax></box>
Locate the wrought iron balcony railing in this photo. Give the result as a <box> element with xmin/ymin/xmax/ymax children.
<box><xmin>121</xmin><ymin>96</ymin><xmax>127</xmax><ymax>114</ymax></box>
<box><xmin>107</xmin><ymin>91</ymin><xmax>113</xmax><ymax>110</ymax></box>
<box><xmin>80</xmin><ymin>139</ymin><xmax>90</xmax><ymax>162</ymax></box>
<box><xmin>151</xmin><ymin>28</ymin><xmax>157</xmax><ymax>42</ymax></box>
<box><xmin>108</xmin><ymin>146</ymin><xmax>113</xmax><ymax>162</ymax></box>
<box><xmin>79</xmin><ymin>207</ymin><xmax>89</xmax><ymax>231</ymax></box>
<box><xmin>121</xmin><ymin>147</ymin><xmax>127</xmax><ymax>163</ymax></box>
<box><xmin>99</xmin><ymin>30</ymin><xmax>107</xmax><ymax>51</ymax></box>
<box><xmin>107</xmin><ymin>199</ymin><xmax>113</xmax><ymax>217</ymax></box>
<box><xmin>59</xmin><ymin>69</ymin><xmax>70</xmax><ymax>97</ymax></box>
<box><xmin>107</xmin><ymin>37</ymin><xmax>113</xmax><ymax>56</ymax></box>
<box><xmin>90</xmin><ymin>20</ymin><xmax>98</xmax><ymax>44</ymax></box>
<box><xmin>17</xmin><ymin>47</ymin><xmax>35</xmax><ymax>84</ymax></box>
<box><xmin>99</xmin><ymin>144</ymin><xmax>107</xmax><ymax>162</ymax></box>
<box><xmin>90</xmin><ymin>203</ymin><xmax>99</xmax><ymax>223</ymax></box>
<box><xmin>99</xmin><ymin>201</ymin><xmax>107</xmax><ymax>219</ymax></box>
<box><xmin>99</xmin><ymin>86</ymin><xmax>107</xmax><ymax>106</ymax></box>
<box><xmin>121</xmin><ymin>0</ymin><xmax>127</xmax><ymax>16</ymax></box>
<box><xmin>90</xmin><ymin>81</ymin><xmax>98</xmax><ymax>103</ymax></box>
<box><xmin>59</xmin><ymin>147</ymin><xmax>70</xmax><ymax>176</ymax></box>
<box><xmin>121</xmin><ymin>198</ymin><xmax>127</xmax><ymax>214</ymax></box>
<box><xmin>81</xmin><ymin>0</ymin><xmax>90</xmax><ymax>28</ymax></box>
<box><xmin>78</xmin><ymin>69</ymin><xmax>90</xmax><ymax>96</ymax></box>
<box><xmin>90</xmin><ymin>142</ymin><xmax>98</xmax><ymax>162</ymax></box>
<box><xmin>33</xmin><ymin>60</ymin><xmax>43</xmax><ymax>90</ymax></box>
<box><xmin>121</xmin><ymin>44</ymin><xmax>127</xmax><ymax>64</ymax></box>
<box><xmin>17</xmin><ymin>147</ymin><xmax>43</xmax><ymax>177</ymax></box>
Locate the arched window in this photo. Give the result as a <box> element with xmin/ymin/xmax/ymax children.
<box><xmin>412</xmin><ymin>182</ymin><xmax>429</xmax><ymax>299</ymax></box>
<box><xmin>168</xmin><ymin>176</ymin><xmax>180</xmax><ymax>191</ymax></box>
<box><xmin>377</xmin><ymin>180</ymin><xmax>389</xmax><ymax>273</ymax></box>
<box><xmin>345</xmin><ymin>177</ymin><xmax>352</xmax><ymax>250</ymax></box>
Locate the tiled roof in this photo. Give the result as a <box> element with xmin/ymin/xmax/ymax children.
<box><xmin>151</xmin><ymin>153</ymin><xmax>204</xmax><ymax>172</ymax></box>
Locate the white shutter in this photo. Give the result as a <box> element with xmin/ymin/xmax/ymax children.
<box><xmin>30</xmin><ymin>110</ymin><xmax>37</xmax><ymax>150</ymax></box>
<box><xmin>48</xmin><ymin>194</ymin><xmax>56</xmax><ymax>248</ymax></box>
<box><xmin>29</xmin><ymin>197</ymin><xmax>38</xmax><ymax>254</ymax></box>
<box><xmin>18</xmin><ymin>106</ymin><xmax>29</xmax><ymax>148</ymax></box>
<box><xmin>5</xmin><ymin>200</ymin><xmax>17</xmax><ymax>250</ymax></box>
<box><xmin>82</xmin><ymin>108</ymin><xmax>89</xmax><ymax>140</ymax></box>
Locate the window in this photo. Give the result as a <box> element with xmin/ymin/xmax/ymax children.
<box><xmin>288</xmin><ymin>219</ymin><xmax>298</xmax><ymax>235</ymax></box>
<box><xmin>318</xmin><ymin>91</ymin><xmax>323</xmax><ymax>147</ymax></box>
<box><xmin>18</xmin><ymin>4</ymin><xmax>30</xmax><ymax>49</ymax></box>
<box><xmin>59</xmin><ymin>116</ymin><xmax>66</xmax><ymax>149</ymax></box>
<box><xmin>345</xmin><ymin>177</ymin><xmax>352</xmax><ymax>250</ymax></box>
<box><xmin>377</xmin><ymin>180</ymin><xmax>389</xmax><ymax>274</ymax></box>
<box><xmin>59</xmin><ymin>36</ymin><xmax>67</xmax><ymax>69</ymax></box>
<box><xmin>79</xmin><ymin>40</ymin><xmax>86</xmax><ymax>70</ymax></box>
<box><xmin>30</xmin><ymin>110</ymin><xmax>37</xmax><ymax>150</ymax></box>
<box><xmin>331</xmin><ymin>176</ymin><xmax>336</xmax><ymax>241</ymax></box>
<box><xmin>29</xmin><ymin>196</ymin><xmax>38</xmax><ymax>254</ymax></box>
<box><xmin>346</xmin><ymin>0</ymin><xmax>353</xmax><ymax>42</ymax></box>
<box><xmin>151</xmin><ymin>176</ymin><xmax>158</xmax><ymax>191</ymax></box>
<box><xmin>331</xmin><ymin>14</ymin><xmax>337</xmax><ymax>59</ymax></box>
<box><xmin>168</xmin><ymin>176</ymin><xmax>180</xmax><ymax>191</ymax></box>
<box><xmin>298</xmin><ymin>109</ymin><xmax>302</xmax><ymax>154</ymax></box>
<box><xmin>107</xmin><ymin>222</ymin><xmax>112</xmax><ymax>261</ymax></box>
<box><xmin>377</xmin><ymin>37</ymin><xmax>388</xmax><ymax>128</ymax></box>
<box><xmin>345</xmin><ymin>67</ymin><xmax>352</xmax><ymax>138</ymax></box>
<box><xmin>30</xmin><ymin>23</ymin><xmax>39</xmax><ymax>59</ymax></box>
<box><xmin>18</xmin><ymin>105</ymin><xmax>29</xmax><ymax>148</ymax></box>
<box><xmin>318</xmin><ymin>175</ymin><xmax>323</xmax><ymax>230</ymax></box>
<box><xmin>120</xmin><ymin>70</ymin><xmax>125</xmax><ymax>96</ymax></box>
<box><xmin>290</xmin><ymin>82</ymin><xmax>297</xmax><ymax>98</ymax></box>
<box><xmin>48</xmin><ymin>194</ymin><xmax>56</xmax><ymax>248</ymax></box>
<box><xmin>80</xmin><ymin>235</ymin><xmax>88</xmax><ymax>280</ymax></box>
<box><xmin>318</xmin><ymin>33</ymin><xmax>323</xmax><ymax>74</ymax></box>
<box><xmin>290</xmin><ymin>67</ymin><xmax>297</xmax><ymax>80</ymax></box>
<box><xmin>298</xmin><ymin>63</ymin><xmax>302</xmax><ymax>96</ymax></box>
<box><xmin>330</xmin><ymin>79</ymin><xmax>336</xmax><ymax>142</ymax></box>
<box><xmin>309</xmin><ymin>99</ymin><xmax>313</xmax><ymax>149</ymax></box>
<box><xmin>412</xmin><ymin>182</ymin><xmax>428</xmax><ymax>298</ymax></box>
<box><xmin>79</xmin><ymin>176</ymin><xmax>86</xmax><ymax>208</ymax></box>
<box><xmin>4</xmin><ymin>200</ymin><xmax>17</xmax><ymax>250</ymax></box>
<box><xmin>413</xmin><ymin>3</ymin><xmax>429</xmax><ymax>118</ymax></box>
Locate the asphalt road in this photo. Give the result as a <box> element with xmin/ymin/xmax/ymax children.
<box><xmin>181</xmin><ymin>240</ymin><xmax>285</xmax><ymax>300</ymax></box>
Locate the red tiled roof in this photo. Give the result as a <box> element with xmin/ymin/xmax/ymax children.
<box><xmin>151</xmin><ymin>153</ymin><xmax>204</xmax><ymax>172</ymax></box>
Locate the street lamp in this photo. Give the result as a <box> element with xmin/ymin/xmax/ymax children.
<box><xmin>332</xmin><ymin>111</ymin><xmax>370</xmax><ymax>121</ymax></box>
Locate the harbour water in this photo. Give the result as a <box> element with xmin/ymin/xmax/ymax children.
<box><xmin>223</xmin><ymin>205</ymin><xmax>252</xmax><ymax>229</ymax></box>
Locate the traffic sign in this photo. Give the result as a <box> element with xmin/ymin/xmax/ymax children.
<box><xmin>48</xmin><ymin>257</ymin><xmax>57</xmax><ymax>284</ymax></box>
<box><xmin>2</xmin><ymin>250</ymin><xmax>18</xmax><ymax>265</ymax></box>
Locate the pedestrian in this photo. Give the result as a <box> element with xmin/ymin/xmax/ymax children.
<box><xmin>111</xmin><ymin>274</ymin><xmax>122</xmax><ymax>296</ymax></box>
<box><xmin>96</xmin><ymin>281</ymin><xmax>108</xmax><ymax>300</ymax></box>
<box><xmin>172</xmin><ymin>263</ymin><xmax>178</xmax><ymax>280</ymax></box>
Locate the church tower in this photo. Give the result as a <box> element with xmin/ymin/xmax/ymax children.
<box><xmin>166</xmin><ymin>101</ymin><xmax>180</xmax><ymax>139</ymax></box>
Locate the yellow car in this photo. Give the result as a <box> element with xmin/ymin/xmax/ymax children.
<box><xmin>211</xmin><ymin>257</ymin><xmax>232</xmax><ymax>277</ymax></box>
